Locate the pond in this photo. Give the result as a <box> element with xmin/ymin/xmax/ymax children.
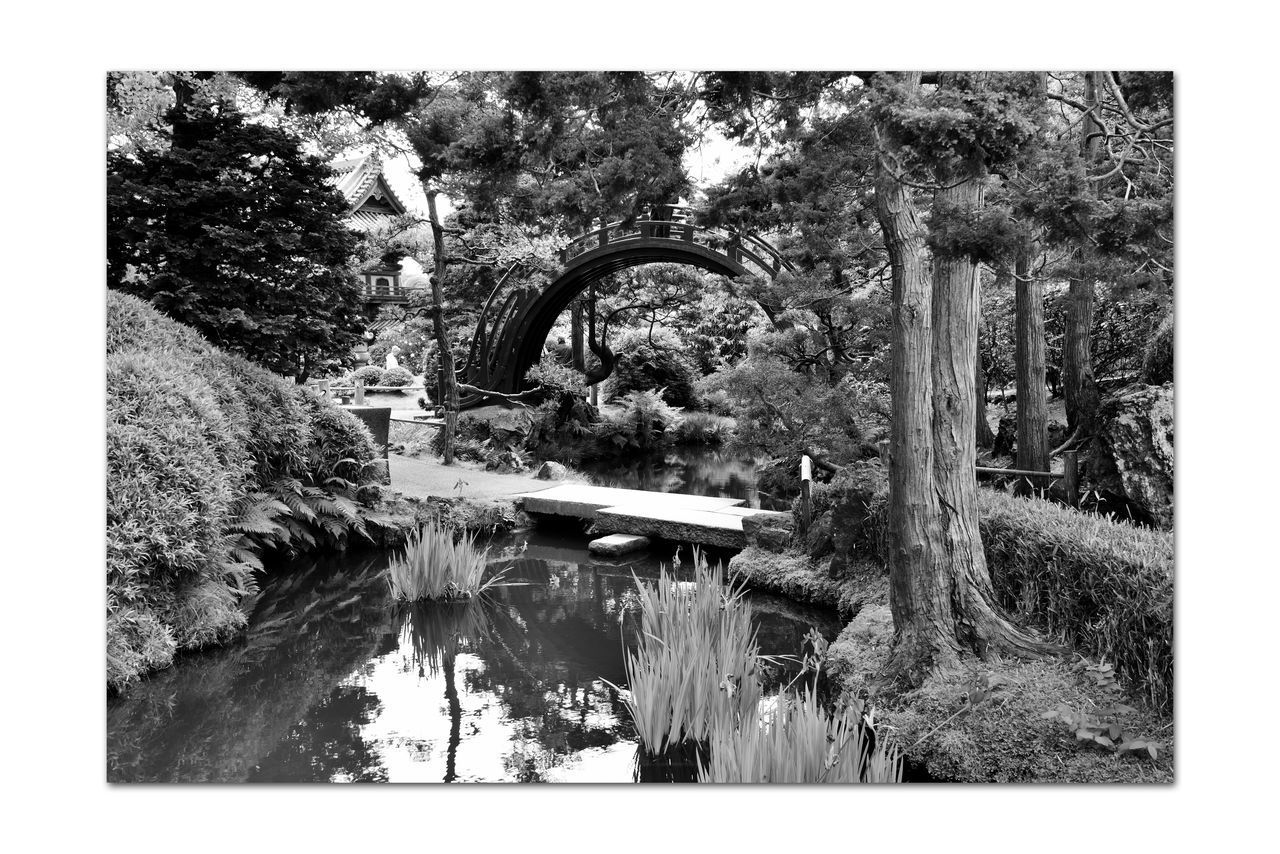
<box><xmin>574</xmin><ymin>445</ymin><xmax>793</xmax><ymax>511</ymax></box>
<box><xmin>107</xmin><ymin>526</ymin><xmax>840</xmax><ymax>783</ymax></box>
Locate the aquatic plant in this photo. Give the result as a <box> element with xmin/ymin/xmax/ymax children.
<box><xmin>386</xmin><ymin>517</ymin><xmax>496</xmax><ymax>601</ymax></box>
<box><xmin>613</xmin><ymin>553</ymin><xmax>764</xmax><ymax>755</ymax></box>
<box><xmin>616</xmin><ymin>551</ymin><xmax>902</xmax><ymax>783</ymax></box>
<box><xmin>698</xmin><ymin>681</ymin><xmax>902</xmax><ymax>783</ymax></box>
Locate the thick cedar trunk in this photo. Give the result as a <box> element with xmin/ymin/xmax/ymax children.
<box><xmin>874</xmin><ymin>72</ymin><xmax>955</xmax><ymax>678</ymax></box>
<box><xmin>426</xmin><ymin>190</ymin><xmax>458</xmax><ymax>465</ymax></box>
<box><xmin>931</xmin><ymin>152</ymin><xmax>1047</xmax><ymax>663</ymax></box>
<box><xmin>1064</xmin><ymin>71</ymin><xmax>1103</xmax><ymax>438</ymax></box>
<box><xmin>1014</xmin><ymin>236</ymin><xmax>1049</xmax><ymax>484</ymax></box>
<box><xmin>877</xmin><ymin>73</ymin><xmax>1052</xmax><ymax>681</ymax></box>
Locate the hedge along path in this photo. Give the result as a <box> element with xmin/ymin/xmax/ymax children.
<box><xmin>977</xmin><ymin>491</ymin><xmax>1173</xmax><ymax>712</ymax></box>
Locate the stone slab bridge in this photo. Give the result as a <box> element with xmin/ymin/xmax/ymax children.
<box><xmin>455</xmin><ymin>204</ymin><xmax>794</xmax><ymax>408</ymax></box>
<box><xmin>516</xmin><ymin>483</ymin><xmax>791</xmax><ymax>550</ymax></box>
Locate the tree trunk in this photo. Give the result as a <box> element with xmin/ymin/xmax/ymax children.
<box><xmin>875</xmin><ymin>72</ymin><xmax>1052</xmax><ymax>682</ymax></box>
<box><xmin>571</xmin><ymin>300</ymin><xmax>586</xmax><ymax>372</ymax></box>
<box><xmin>1014</xmin><ymin>236</ymin><xmax>1049</xmax><ymax>488</ymax></box>
<box><xmin>873</xmin><ymin>72</ymin><xmax>953</xmax><ymax>680</ymax></box>
<box><xmin>1064</xmin><ymin>71</ymin><xmax>1103</xmax><ymax>438</ymax></box>
<box><xmin>426</xmin><ymin>190</ymin><xmax>458</xmax><ymax>465</ymax></box>
<box><xmin>931</xmin><ymin>146</ymin><xmax>1048</xmax><ymax>664</ymax></box>
<box><xmin>975</xmin><ymin>324</ymin><xmax>995</xmax><ymax>449</ymax></box>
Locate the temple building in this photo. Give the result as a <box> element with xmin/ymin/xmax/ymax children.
<box><xmin>329</xmin><ymin>153</ymin><xmax>418</xmax><ymax>306</ymax></box>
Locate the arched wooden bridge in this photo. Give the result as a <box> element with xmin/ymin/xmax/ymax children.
<box><xmin>456</xmin><ymin>205</ymin><xmax>793</xmax><ymax>408</ymax></box>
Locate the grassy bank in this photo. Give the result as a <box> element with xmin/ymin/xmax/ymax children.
<box><xmin>107</xmin><ymin>292</ymin><xmax>401</xmax><ymax>691</ymax></box>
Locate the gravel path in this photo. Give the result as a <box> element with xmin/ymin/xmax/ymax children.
<box><xmin>388</xmin><ymin>454</ymin><xmax>556</xmax><ymax>501</ymax></box>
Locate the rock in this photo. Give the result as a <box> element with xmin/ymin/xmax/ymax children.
<box><xmin>534</xmin><ymin>461</ymin><xmax>569</xmax><ymax>481</ymax></box>
<box><xmin>1092</xmin><ymin>383</ymin><xmax>1174</xmax><ymax>529</ymax></box>
<box><xmin>742</xmin><ymin>510</ymin><xmax>794</xmax><ymax>552</ymax></box>
<box><xmin>588</xmin><ymin>533</ymin><xmax>650</xmax><ymax>556</ymax></box>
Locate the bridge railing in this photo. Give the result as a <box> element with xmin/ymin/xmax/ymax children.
<box><xmin>558</xmin><ymin>216</ymin><xmax>791</xmax><ymax>281</ymax></box>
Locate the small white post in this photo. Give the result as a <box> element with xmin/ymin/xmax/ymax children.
<box><xmin>354</xmin><ymin>378</ymin><xmax>365</xmax><ymax>405</ymax></box>
<box><xmin>318</xmin><ymin>379</ymin><xmax>332</xmax><ymax>403</ymax></box>
<box><xmin>800</xmin><ymin>454</ymin><xmax>813</xmax><ymax>531</ymax></box>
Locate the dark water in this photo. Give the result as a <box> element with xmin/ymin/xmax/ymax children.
<box><xmin>575</xmin><ymin>445</ymin><xmax>792</xmax><ymax>511</ymax></box>
<box><xmin>107</xmin><ymin>528</ymin><xmax>839</xmax><ymax>783</ymax></box>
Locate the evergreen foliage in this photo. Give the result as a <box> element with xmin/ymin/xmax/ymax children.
<box><xmin>107</xmin><ymin>104</ymin><xmax>365</xmax><ymax>379</ymax></box>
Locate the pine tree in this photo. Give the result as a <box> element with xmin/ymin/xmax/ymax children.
<box><xmin>108</xmin><ymin>103</ymin><xmax>365</xmax><ymax>380</ymax></box>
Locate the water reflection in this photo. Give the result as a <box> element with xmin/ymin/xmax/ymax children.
<box><xmin>575</xmin><ymin>446</ymin><xmax>791</xmax><ymax>511</ymax></box>
<box><xmin>107</xmin><ymin>530</ymin><xmax>839</xmax><ymax>783</ymax></box>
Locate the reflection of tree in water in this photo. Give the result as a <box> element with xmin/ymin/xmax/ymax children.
<box><xmin>108</xmin><ymin>530</ymin><xmax>845</xmax><ymax>783</ymax></box>
<box><xmin>577</xmin><ymin>447</ymin><xmax>787</xmax><ymax>510</ymax></box>
<box><xmin>107</xmin><ymin>554</ymin><xmax>396</xmax><ymax>782</ymax></box>
<box><xmin>456</xmin><ymin>558</ymin><xmax>638</xmax><ymax>781</ymax></box>
<box><xmin>398</xmin><ymin>599</ymin><xmax>494</xmax><ymax>782</ymax></box>
<box><xmin>249</xmin><ymin>684</ymin><xmax>389</xmax><ymax>782</ymax></box>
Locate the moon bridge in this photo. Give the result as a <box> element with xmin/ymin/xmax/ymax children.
<box><xmin>453</xmin><ymin>206</ymin><xmax>792</xmax><ymax>408</ymax></box>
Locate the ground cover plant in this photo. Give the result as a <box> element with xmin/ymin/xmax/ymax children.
<box><xmin>107</xmin><ymin>292</ymin><xmax>393</xmax><ymax>691</ymax></box>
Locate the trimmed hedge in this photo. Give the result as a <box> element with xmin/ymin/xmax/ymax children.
<box><xmin>351</xmin><ymin>364</ymin><xmax>385</xmax><ymax>387</ymax></box>
<box><xmin>380</xmin><ymin>365</ymin><xmax>414</xmax><ymax>387</ymax></box>
<box><xmin>979</xmin><ymin>491</ymin><xmax>1173</xmax><ymax>712</ymax></box>
<box><xmin>805</xmin><ymin>467</ymin><xmax>1173</xmax><ymax>711</ymax></box>
<box><xmin>107</xmin><ymin>292</ymin><xmax>379</xmax><ymax>691</ymax></box>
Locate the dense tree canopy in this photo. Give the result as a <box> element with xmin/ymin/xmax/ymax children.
<box><xmin>107</xmin><ymin>103</ymin><xmax>365</xmax><ymax>379</ymax></box>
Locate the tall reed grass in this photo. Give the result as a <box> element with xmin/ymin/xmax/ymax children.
<box><xmin>617</xmin><ymin>550</ymin><xmax>902</xmax><ymax>783</ymax></box>
<box><xmin>386</xmin><ymin>517</ymin><xmax>496</xmax><ymax>601</ymax></box>
<box><xmin>698</xmin><ymin>681</ymin><xmax>902</xmax><ymax>783</ymax></box>
<box><xmin>615</xmin><ymin>555</ymin><xmax>763</xmax><ymax>755</ymax></box>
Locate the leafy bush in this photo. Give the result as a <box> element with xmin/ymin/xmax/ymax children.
<box><xmin>352</xmin><ymin>364</ymin><xmax>385</xmax><ymax>387</ymax></box>
<box><xmin>669</xmin><ymin>411</ymin><xmax>735</xmax><ymax>445</ymax></box>
<box><xmin>608</xmin><ymin>328</ymin><xmax>699</xmax><ymax>408</ymax></box>
<box><xmin>380</xmin><ymin>365</ymin><xmax>414</xmax><ymax>387</ymax></box>
<box><xmin>596</xmin><ymin>390</ymin><xmax>681</xmax><ymax>452</ymax></box>
<box><xmin>107</xmin><ymin>292</ymin><xmax>387</xmax><ymax>691</ymax></box>
<box><xmin>700</xmin><ymin>345</ymin><xmax>889</xmax><ymax>466</ymax></box>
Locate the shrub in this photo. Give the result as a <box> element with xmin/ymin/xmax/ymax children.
<box><xmin>380</xmin><ymin>365</ymin><xmax>414</xmax><ymax>387</ymax></box>
<box><xmin>352</xmin><ymin>364</ymin><xmax>385</xmax><ymax>387</ymax></box>
<box><xmin>979</xmin><ymin>491</ymin><xmax>1174</xmax><ymax>712</ymax></box>
<box><xmin>107</xmin><ymin>292</ymin><xmax>387</xmax><ymax>691</ymax></box>
<box><xmin>669</xmin><ymin>411</ymin><xmax>735</xmax><ymax>445</ymax></box>
<box><xmin>596</xmin><ymin>390</ymin><xmax>681</xmax><ymax>452</ymax></box>
<box><xmin>608</xmin><ymin>328</ymin><xmax>699</xmax><ymax>408</ymax></box>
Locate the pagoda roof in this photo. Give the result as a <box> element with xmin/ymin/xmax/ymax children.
<box><xmin>329</xmin><ymin>154</ymin><xmax>411</xmax><ymax>224</ymax></box>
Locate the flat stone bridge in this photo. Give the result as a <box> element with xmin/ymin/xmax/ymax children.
<box><xmin>515</xmin><ymin>483</ymin><xmax>790</xmax><ymax>550</ymax></box>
